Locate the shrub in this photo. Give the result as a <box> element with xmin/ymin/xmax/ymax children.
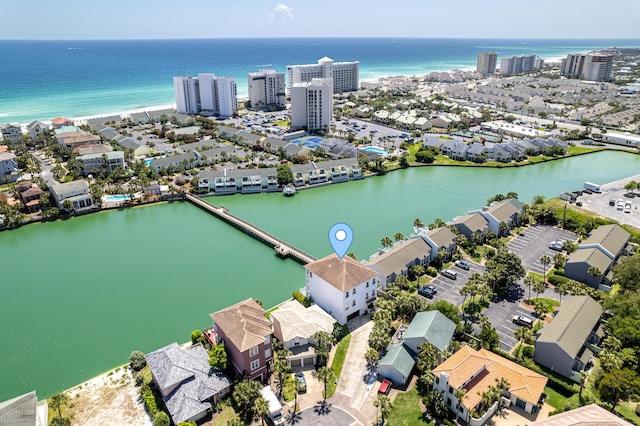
<box><xmin>153</xmin><ymin>411</ymin><xmax>170</xmax><ymax>426</ymax></box>
<box><xmin>548</xmin><ymin>275</ymin><xmax>570</xmax><ymax>286</ymax></box>
<box><xmin>129</xmin><ymin>351</ymin><xmax>147</xmax><ymax>371</ymax></box>
<box><xmin>521</xmin><ymin>345</ymin><xmax>535</xmax><ymax>358</ymax></box>
<box><xmin>292</xmin><ymin>291</ymin><xmax>311</xmax><ymax>307</ymax></box>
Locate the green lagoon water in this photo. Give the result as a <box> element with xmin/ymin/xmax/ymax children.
<box><xmin>1</xmin><ymin>150</ymin><xmax>639</xmax><ymax>400</ymax></box>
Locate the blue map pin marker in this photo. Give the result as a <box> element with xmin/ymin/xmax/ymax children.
<box><xmin>329</xmin><ymin>223</ymin><xmax>354</xmax><ymax>259</ymax></box>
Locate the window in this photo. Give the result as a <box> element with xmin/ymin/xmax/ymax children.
<box><xmin>219</xmin><ymin>388</ymin><xmax>227</xmax><ymax>396</ymax></box>
<box><xmin>435</xmin><ymin>375</ymin><xmax>439</xmax><ymax>385</ymax></box>
<box><xmin>352</xmin><ymin>300</ymin><xmax>356</xmax><ymax>307</ymax></box>
<box><xmin>366</xmin><ymin>293</ymin><xmax>369</xmax><ymax>299</ymax></box>
<box><xmin>352</xmin><ymin>288</ymin><xmax>356</xmax><ymax>295</ymax></box>
<box><xmin>345</xmin><ymin>292</ymin><xmax>349</xmax><ymax>298</ymax></box>
<box><xmin>264</xmin><ymin>335</ymin><xmax>270</xmax><ymax>345</ymax></box>
<box><xmin>372</xmin><ymin>290</ymin><xmax>376</xmax><ymax>296</ymax></box>
<box><xmin>449</xmin><ymin>386</ymin><xmax>453</xmax><ymax>394</ymax></box>
<box><xmin>249</xmin><ymin>346</ymin><xmax>259</xmax><ymax>357</ymax></box>
<box><xmin>250</xmin><ymin>359</ymin><xmax>260</xmax><ymax>371</ymax></box>
<box><xmin>366</xmin><ymin>282</ymin><xmax>369</xmax><ymax>288</ymax></box>
<box><xmin>264</xmin><ymin>348</ymin><xmax>271</xmax><ymax>359</ymax></box>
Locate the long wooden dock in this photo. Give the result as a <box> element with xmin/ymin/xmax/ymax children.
<box><xmin>186</xmin><ymin>193</ymin><xmax>317</xmax><ymax>265</ymax></box>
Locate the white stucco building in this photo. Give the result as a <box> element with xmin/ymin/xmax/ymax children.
<box><xmin>174</xmin><ymin>74</ymin><xmax>237</xmax><ymax>117</ymax></box>
<box><xmin>304</xmin><ymin>254</ymin><xmax>382</xmax><ymax>325</ymax></box>
<box><xmin>290</xmin><ymin>78</ymin><xmax>333</xmax><ymax>132</ymax></box>
<box><xmin>247</xmin><ymin>69</ymin><xmax>286</xmax><ymax>110</ymax></box>
<box><xmin>287</xmin><ymin>57</ymin><xmax>359</xmax><ymax>94</ymax></box>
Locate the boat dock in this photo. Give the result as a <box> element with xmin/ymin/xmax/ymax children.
<box><xmin>185</xmin><ymin>193</ymin><xmax>317</xmax><ymax>265</ymax></box>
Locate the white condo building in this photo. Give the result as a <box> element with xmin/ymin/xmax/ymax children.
<box><xmin>247</xmin><ymin>69</ymin><xmax>286</xmax><ymax>110</ymax></box>
<box><xmin>499</xmin><ymin>54</ymin><xmax>539</xmax><ymax>75</ymax></box>
<box><xmin>290</xmin><ymin>78</ymin><xmax>333</xmax><ymax>132</ymax></box>
<box><xmin>287</xmin><ymin>57</ymin><xmax>359</xmax><ymax>94</ymax></box>
<box><xmin>174</xmin><ymin>74</ymin><xmax>237</xmax><ymax>117</ymax></box>
<box><xmin>477</xmin><ymin>51</ymin><xmax>498</xmax><ymax>76</ymax></box>
<box><xmin>561</xmin><ymin>53</ymin><xmax>614</xmax><ymax>82</ymax></box>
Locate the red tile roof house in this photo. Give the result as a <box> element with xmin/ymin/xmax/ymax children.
<box><xmin>207</xmin><ymin>298</ymin><xmax>274</xmax><ymax>382</ymax></box>
<box><xmin>432</xmin><ymin>346</ymin><xmax>547</xmax><ymax>426</ymax></box>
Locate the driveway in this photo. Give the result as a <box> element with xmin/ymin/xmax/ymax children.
<box><xmin>293</xmin><ymin>404</ymin><xmax>359</xmax><ymax>426</ymax></box>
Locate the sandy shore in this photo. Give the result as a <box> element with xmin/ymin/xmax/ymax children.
<box><xmin>63</xmin><ymin>366</ymin><xmax>152</xmax><ymax>426</ymax></box>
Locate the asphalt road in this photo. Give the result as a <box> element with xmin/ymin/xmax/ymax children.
<box><xmin>420</xmin><ymin>260</ymin><xmax>485</xmax><ymax>307</ymax></box>
<box><xmin>508</xmin><ymin>225</ymin><xmax>578</xmax><ymax>275</ymax></box>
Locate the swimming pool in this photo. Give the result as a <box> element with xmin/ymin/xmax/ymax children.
<box><xmin>361</xmin><ymin>146</ymin><xmax>388</xmax><ymax>155</ymax></box>
<box><xmin>104</xmin><ymin>195</ymin><xmax>131</xmax><ymax>203</ymax></box>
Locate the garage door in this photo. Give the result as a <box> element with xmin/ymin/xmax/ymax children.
<box><xmin>302</xmin><ymin>356</ymin><xmax>314</xmax><ymax>367</ymax></box>
<box><xmin>347</xmin><ymin>311</ymin><xmax>360</xmax><ymax>321</ymax></box>
<box><xmin>516</xmin><ymin>398</ymin><xmax>526</xmax><ymax>409</ymax></box>
<box><xmin>290</xmin><ymin>359</ymin><xmax>301</xmax><ymax>368</ymax></box>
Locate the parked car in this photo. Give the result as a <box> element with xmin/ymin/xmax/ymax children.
<box><xmin>549</xmin><ymin>240</ymin><xmax>564</xmax><ymax>251</ymax></box>
<box><xmin>425</xmin><ymin>284</ymin><xmax>438</xmax><ymax>294</ymax></box>
<box><xmin>295</xmin><ymin>372</ymin><xmax>307</xmax><ymax>393</ymax></box>
<box><xmin>418</xmin><ymin>286</ymin><xmax>435</xmax><ymax>299</ymax></box>
<box><xmin>609</xmin><ymin>199</ymin><xmax>616</xmax><ymax>206</ymax></box>
<box><xmin>512</xmin><ymin>315</ymin><xmax>534</xmax><ymax>328</ymax></box>
<box><xmin>455</xmin><ymin>259</ymin><xmax>470</xmax><ymax>270</ymax></box>
<box><xmin>441</xmin><ymin>269</ymin><xmax>457</xmax><ymax>280</ymax></box>
<box><xmin>378</xmin><ymin>379</ymin><xmax>391</xmax><ymax>395</ymax></box>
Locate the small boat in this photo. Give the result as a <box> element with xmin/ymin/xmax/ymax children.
<box><xmin>283</xmin><ymin>184</ymin><xmax>296</xmax><ymax>196</ymax></box>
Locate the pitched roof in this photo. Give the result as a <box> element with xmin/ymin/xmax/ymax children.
<box><xmin>454</xmin><ymin>213</ymin><xmax>489</xmax><ymax>233</ymax></box>
<box><xmin>528</xmin><ymin>403</ymin><xmax>634</xmax><ymax>425</ymax></box>
<box><xmin>404</xmin><ymin>311</ymin><xmax>456</xmax><ymax>352</ymax></box>
<box><xmin>0</xmin><ymin>391</ymin><xmax>37</xmax><ymax>426</ymax></box>
<box><xmin>145</xmin><ymin>342</ymin><xmax>232</xmax><ymax>425</ymax></box>
<box><xmin>433</xmin><ymin>346</ymin><xmax>547</xmax><ymax>410</ymax></box>
<box><xmin>368</xmin><ymin>238</ymin><xmax>431</xmax><ymax>278</ymax></box>
<box><xmin>210</xmin><ymin>298</ymin><xmax>272</xmax><ymax>352</ymax></box>
<box><xmin>486</xmin><ymin>198</ymin><xmax>524</xmax><ymax>223</ymax></box>
<box><xmin>580</xmin><ymin>224</ymin><xmax>630</xmax><ymax>258</ymax></box>
<box><xmin>535</xmin><ymin>296</ymin><xmax>603</xmax><ymax>358</ymax></box>
<box><xmin>566</xmin><ymin>247</ymin><xmax>613</xmax><ymax>273</ymax></box>
<box><xmin>378</xmin><ymin>343</ymin><xmax>416</xmax><ymax>380</ymax></box>
<box><xmin>304</xmin><ymin>253</ymin><xmax>380</xmax><ymax>292</ymax></box>
<box><xmin>271</xmin><ymin>300</ymin><xmax>335</xmax><ymax>343</ymax></box>
<box><xmin>424</xmin><ymin>227</ymin><xmax>456</xmax><ymax>248</ymax></box>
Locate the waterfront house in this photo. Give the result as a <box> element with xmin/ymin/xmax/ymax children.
<box><xmin>0</xmin><ymin>124</ymin><xmax>23</xmax><ymax>143</ymax></box>
<box><xmin>15</xmin><ymin>181</ymin><xmax>43</xmax><ymax>213</ymax></box>
<box><xmin>440</xmin><ymin>139</ymin><xmax>469</xmax><ymax>161</ymax></box>
<box><xmin>470</xmin><ymin>198</ymin><xmax>524</xmax><ymax>236</ymax></box>
<box><xmin>564</xmin><ymin>224</ymin><xmax>630</xmax><ymax>288</ymax></box>
<box><xmin>0</xmin><ymin>390</ymin><xmax>47</xmax><ymax>426</ymax></box>
<box><xmin>198</xmin><ymin>168</ymin><xmax>278</xmax><ymax>194</ymax></box>
<box><xmin>304</xmin><ymin>254</ymin><xmax>383</xmax><ymax>325</ymax></box>
<box><xmin>534</xmin><ymin>296</ymin><xmax>604</xmax><ymax>381</ymax></box>
<box><xmin>367</xmin><ymin>237</ymin><xmax>432</xmax><ymax>285</ymax></box>
<box><xmin>77</xmin><ymin>151</ymin><xmax>125</xmax><ymax>177</ymax></box>
<box><xmin>453</xmin><ymin>213</ymin><xmax>490</xmax><ymax>241</ymax></box>
<box><xmin>270</xmin><ymin>299</ymin><xmax>336</xmax><ymax>369</ymax></box>
<box><xmin>208</xmin><ymin>298</ymin><xmax>274</xmax><ymax>381</ymax></box>
<box><xmin>432</xmin><ymin>346</ymin><xmax>547</xmax><ymax>425</ymax></box>
<box><xmin>145</xmin><ymin>342</ymin><xmax>232</xmax><ymax>425</ymax></box>
<box><xmin>26</xmin><ymin>121</ymin><xmax>49</xmax><ymax>141</ymax></box>
<box><xmin>51</xmin><ymin>117</ymin><xmax>74</xmax><ymax>129</ymax></box>
<box><xmin>49</xmin><ymin>179</ymin><xmax>93</xmax><ymax>211</ymax></box>
<box><xmin>418</xmin><ymin>226</ymin><xmax>458</xmax><ymax>262</ymax></box>
<box><xmin>0</xmin><ymin>152</ymin><xmax>19</xmax><ymax>184</ymax></box>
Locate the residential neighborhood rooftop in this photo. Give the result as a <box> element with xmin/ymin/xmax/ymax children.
<box><xmin>210</xmin><ymin>298</ymin><xmax>272</xmax><ymax>352</ymax></box>
<box><xmin>304</xmin><ymin>253</ymin><xmax>380</xmax><ymax>292</ymax></box>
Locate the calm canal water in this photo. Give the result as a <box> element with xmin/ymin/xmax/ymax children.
<box><xmin>1</xmin><ymin>150</ymin><xmax>639</xmax><ymax>400</ymax></box>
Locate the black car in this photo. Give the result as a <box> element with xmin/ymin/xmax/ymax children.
<box><xmin>418</xmin><ymin>286</ymin><xmax>435</xmax><ymax>299</ymax></box>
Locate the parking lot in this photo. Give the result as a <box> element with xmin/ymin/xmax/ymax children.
<box><xmin>575</xmin><ymin>174</ymin><xmax>640</xmax><ymax>229</ymax></box>
<box><xmin>508</xmin><ymin>225</ymin><xmax>578</xmax><ymax>274</ymax></box>
<box><xmin>420</xmin><ymin>260</ymin><xmax>485</xmax><ymax>307</ymax></box>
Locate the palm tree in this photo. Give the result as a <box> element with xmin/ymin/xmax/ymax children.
<box><xmin>540</xmin><ymin>254</ymin><xmax>551</xmax><ymax>283</ymax></box>
<box><xmin>514</xmin><ymin>326</ymin><xmax>531</xmax><ymax>346</ymax></box>
<box><xmin>253</xmin><ymin>397</ymin><xmax>270</xmax><ymax>426</ymax></box>
<box><xmin>316</xmin><ymin>366</ymin><xmax>336</xmax><ymax>402</ymax></box>
<box><xmin>587</xmin><ymin>266</ymin><xmax>602</xmax><ymax>288</ymax></box>
<box><xmin>524</xmin><ymin>275</ymin><xmax>535</xmax><ymax>302</ymax></box>
<box><xmin>454</xmin><ymin>388</ymin><xmax>467</xmax><ymax>424</ymax></box>
<box><xmin>374</xmin><ymin>394</ymin><xmax>392</xmax><ymax>424</ymax></box>
<box><xmin>381</xmin><ymin>236</ymin><xmax>393</xmax><ymax>249</ymax></box>
<box><xmin>553</xmin><ymin>253</ymin><xmax>565</xmax><ymax>270</ymax></box>
<box><xmin>579</xmin><ymin>370</ymin><xmax>589</xmax><ymax>398</ymax></box>
<box><xmin>498</xmin><ymin>221</ymin><xmax>509</xmax><ymax>237</ymax></box>
<box><xmin>413</xmin><ymin>218</ymin><xmax>424</xmax><ymax>228</ymax></box>
<box><xmin>394</xmin><ymin>232</ymin><xmax>405</xmax><ymax>242</ymax></box>
<box><xmin>555</xmin><ymin>282</ymin><xmax>568</xmax><ymax>303</ymax></box>
<box><xmin>533</xmin><ymin>279</ymin><xmax>546</xmax><ymax>301</ymax></box>
<box><xmin>49</xmin><ymin>393</ymin><xmax>68</xmax><ymax>420</ymax></box>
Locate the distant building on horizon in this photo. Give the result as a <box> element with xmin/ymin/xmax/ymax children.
<box><xmin>499</xmin><ymin>54</ymin><xmax>540</xmax><ymax>75</ymax></box>
<box><xmin>477</xmin><ymin>51</ymin><xmax>498</xmax><ymax>76</ymax></box>
<box><xmin>247</xmin><ymin>69</ymin><xmax>286</xmax><ymax>111</ymax></box>
<box><xmin>287</xmin><ymin>57</ymin><xmax>359</xmax><ymax>94</ymax></box>
<box><xmin>290</xmin><ymin>78</ymin><xmax>333</xmax><ymax>132</ymax></box>
<box><xmin>561</xmin><ymin>53</ymin><xmax>614</xmax><ymax>82</ymax></box>
<box><xmin>173</xmin><ymin>74</ymin><xmax>237</xmax><ymax>117</ymax></box>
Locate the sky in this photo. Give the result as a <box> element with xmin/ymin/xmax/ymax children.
<box><xmin>1</xmin><ymin>0</ymin><xmax>639</xmax><ymax>40</ymax></box>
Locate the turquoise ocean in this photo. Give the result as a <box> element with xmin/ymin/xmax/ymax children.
<box><xmin>1</xmin><ymin>38</ymin><xmax>638</xmax><ymax>124</ymax></box>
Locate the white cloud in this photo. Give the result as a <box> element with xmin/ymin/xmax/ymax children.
<box><xmin>269</xmin><ymin>3</ymin><xmax>294</xmax><ymax>22</ymax></box>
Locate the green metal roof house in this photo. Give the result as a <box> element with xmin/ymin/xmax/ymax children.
<box><xmin>377</xmin><ymin>343</ymin><xmax>415</xmax><ymax>386</ymax></box>
<box><xmin>403</xmin><ymin>310</ymin><xmax>456</xmax><ymax>353</ymax></box>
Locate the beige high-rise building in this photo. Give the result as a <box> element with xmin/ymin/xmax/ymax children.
<box><xmin>477</xmin><ymin>51</ymin><xmax>498</xmax><ymax>76</ymax></box>
<box><xmin>290</xmin><ymin>78</ymin><xmax>333</xmax><ymax>132</ymax></box>
<box><xmin>287</xmin><ymin>57</ymin><xmax>359</xmax><ymax>94</ymax></box>
<box><xmin>247</xmin><ymin>69</ymin><xmax>286</xmax><ymax>110</ymax></box>
<box><xmin>561</xmin><ymin>53</ymin><xmax>614</xmax><ymax>82</ymax></box>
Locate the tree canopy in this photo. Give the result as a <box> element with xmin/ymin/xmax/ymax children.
<box><xmin>484</xmin><ymin>249</ymin><xmax>525</xmax><ymax>292</ymax></box>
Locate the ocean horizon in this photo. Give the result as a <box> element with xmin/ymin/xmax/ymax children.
<box><xmin>1</xmin><ymin>37</ymin><xmax>638</xmax><ymax>125</ymax></box>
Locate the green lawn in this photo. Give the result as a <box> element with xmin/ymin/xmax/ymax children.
<box><xmin>460</xmin><ymin>296</ymin><xmax>490</xmax><ymax>316</ymax></box>
<box><xmin>272</xmin><ymin>119</ymin><xmax>290</xmax><ymax>127</ymax></box>
<box><xmin>543</xmin><ymin>386</ymin><xmax>568</xmax><ymax>410</ymax></box>
<box><xmin>385</xmin><ymin>387</ymin><xmax>434</xmax><ymax>426</ymax></box>
<box><xmin>326</xmin><ymin>334</ymin><xmax>351</xmax><ymax>398</ymax></box>
<box><xmin>211</xmin><ymin>406</ymin><xmax>240</xmax><ymax>425</ymax></box>
<box><xmin>616</xmin><ymin>401</ymin><xmax>640</xmax><ymax>425</ymax></box>
<box><xmin>530</xmin><ymin>297</ymin><xmax>560</xmax><ymax>313</ymax></box>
